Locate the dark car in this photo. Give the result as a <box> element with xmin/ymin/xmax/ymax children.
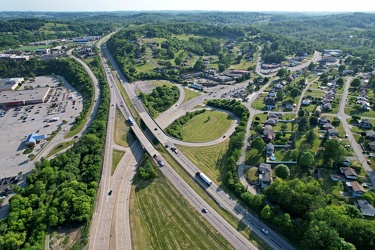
<box><xmin>108</xmin><ymin>190</ymin><xmax>112</xmax><ymax>195</ymax></box>
<box><xmin>74</xmin><ymin>136</ymin><xmax>79</xmax><ymax>139</ymax></box>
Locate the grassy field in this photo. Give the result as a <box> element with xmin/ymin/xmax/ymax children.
<box><xmin>46</xmin><ymin>140</ymin><xmax>76</xmax><ymax>158</ymax></box>
<box><xmin>142</xmin><ymin>37</ymin><xmax>167</xmax><ymax>44</ymax></box>
<box><xmin>114</xmin><ymin>107</ymin><xmax>136</xmax><ymax>147</ymax></box>
<box><xmin>112</xmin><ymin>149</ymin><xmax>125</xmax><ymax>175</ymax></box>
<box><xmin>130</xmin><ymin>174</ymin><xmax>234</xmax><ymax>250</ymax></box>
<box><xmin>18</xmin><ymin>45</ymin><xmax>51</xmax><ymax>51</ymax></box>
<box><xmin>180</xmin><ymin>111</ymin><xmax>234</xmax><ymax>142</ymax></box>
<box><xmin>173</xmin><ymin>34</ymin><xmax>202</xmax><ymax>40</ymax></box>
<box><xmin>183</xmin><ymin>88</ymin><xmax>200</xmax><ymax>103</ymax></box>
<box><xmin>177</xmin><ymin>140</ymin><xmax>230</xmax><ymax>185</ymax></box>
<box><xmin>251</xmin><ymin>98</ymin><xmax>265</xmax><ymax>110</ymax></box>
<box><xmin>245</xmin><ymin>149</ymin><xmax>265</xmax><ymax>166</ymax></box>
<box><xmin>155</xmin><ymin>144</ymin><xmax>271</xmax><ymax>249</ymax></box>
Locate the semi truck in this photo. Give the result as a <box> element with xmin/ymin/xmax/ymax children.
<box><xmin>128</xmin><ymin>116</ymin><xmax>134</xmax><ymax>126</ymax></box>
<box><xmin>196</xmin><ymin>171</ymin><xmax>212</xmax><ymax>186</ymax></box>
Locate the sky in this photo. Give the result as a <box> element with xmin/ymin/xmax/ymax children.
<box><xmin>0</xmin><ymin>0</ymin><xmax>372</xmax><ymax>12</ymax></box>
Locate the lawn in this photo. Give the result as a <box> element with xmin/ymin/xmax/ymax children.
<box><xmin>130</xmin><ymin>174</ymin><xmax>234</xmax><ymax>250</ymax></box>
<box><xmin>18</xmin><ymin>45</ymin><xmax>51</xmax><ymax>51</ymax></box>
<box><xmin>245</xmin><ymin>149</ymin><xmax>265</xmax><ymax>166</ymax></box>
<box><xmin>134</xmin><ymin>61</ymin><xmax>156</xmax><ymax>73</ymax></box>
<box><xmin>177</xmin><ymin>139</ymin><xmax>230</xmax><ymax>185</ymax></box>
<box><xmin>46</xmin><ymin>140</ymin><xmax>76</xmax><ymax>158</ymax></box>
<box><xmin>114</xmin><ymin>107</ymin><xmax>136</xmax><ymax>147</ymax></box>
<box><xmin>112</xmin><ymin>149</ymin><xmax>125</xmax><ymax>175</ymax></box>
<box><xmin>306</xmin><ymin>89</ymin><xmax>325</xmax><ymax>99</ymax></box>
<box><xmin>251</xmin><ymin>98</ymin><xmax>265</xmax><ymax>110</ymax></box>
<box><xmin>183</xmin><ymin>88</ymin><xmax>200</xmax><ymax>103</ymax></box>
<box><xmin>300</xmin><ymin>104</ymin><xmax>317</xmax><ymax>113</ymax></box>
<box><xmin>142</xmin><ymin>37</ymin><xmax>167</xmax><ymax>44</ymax></box>
<box><xmin>173</xmin><ymin>34</ymin><xmax>202</xmax><ymax>40</ymax></box>
<box><xmin>179</xmin><ymin>111</ymin><xmax>234</xmax><ymax>142</ymax></box>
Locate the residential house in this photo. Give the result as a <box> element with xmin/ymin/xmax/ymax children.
<box><xmin>346</xmin><ymin>181</ymin><xmax>366</xmax><ymax>197</ymax></box>
<box><xmin>268</xmin><ymin>90</ymin><xmax>276</xmax><ymax>97</ymax></box>
<box><xmin>358</xmin><ymin>119</ymin><xmax>373</xmax><ymax>129</ymax></box>
<box><xmin>266</xmin><ymin>143</ymin><xmax>274</xmax><ymax>156</ymax></box>
<box><xmin>263</xmin><ymin>126</ymin><xmax>275</xmax><ymax>143</ymax></box>
<box><xmin>323</xmin><ymin>123</ymin><xmax>333</xmax><ymax>130</ymax></box>
<box><xmin>265</xmin><ymin>119</ymin><xmax>278</xmax><ymax>126</ymax></box>
<box><xmin>328</xmin><ymin>129</ymin><xmax>338</xmax><ymax>137</ymax></box>
<box><xmin>330</xmin><ymin>174</ymin><xmax>340</xmax><ymax>182</ymax></box>
<box><xmin>274</xmin><ymin>83</ymin><xmax>283</xmax><ymax>90</ymax></box>
<box><xmin>340</xmin><ymin>167</ymin><xmax>358</xmax><ymax>180</ymax></box>
<box><xmin>268</xmin><ymin>113</ymin><xmax>283</xmax><ymax>119</ymax></box>
<box><xmin>264</xmin><ymin>97</ymin><xmax>276</xmax><ymax>110</ymax></box>
<box><xmin>258</xmin><ymin>163</ymin><xmax>272</xmax><ymax>188</ymax></box>
<box><xmin>366</xmin><ymin>131</ymin><xmax>375</xmax><ymax>140</ymax></box>
<box><xmin>323</xmin><ymin>103</ymin><xmax>331</xmax><ymax>110</ymax></box>
<box><xmin>315</xmin><ymin>106</ymin><xmax>322</xmax><ymax>116</ymax></box>
<box><xmin>284</xmin><ymin>103</ymin><xmax>294</xmax><ymax>110</ymax></box>
<box><xmin>302</xmin><ymin>99</ymin><xmax>311</xmax><ymax>106</ymax></box>
<box><xmin>356</xmin><ymin>200</ymin><xmax>375</xmax><ymax>217</ymax></box>
<box><xmin>319</xmin><ymin>116</ymin><xmax>329</xmax><ymax>125</ymax></box>
<box><xmin>368</xmin><ymin>142</ymin><xmax>375</xmax><ymax>151</ymax></box>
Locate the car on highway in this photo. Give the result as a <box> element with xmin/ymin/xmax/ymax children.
<box><xmin>262</xmin><ymin>228</ymin><xmax>269</xmax><ymax>235</ymax></box>
<box><xmin>202</xmin><ymin>207</ymin><xmax>208</xmax><ymax>213</ymax></box>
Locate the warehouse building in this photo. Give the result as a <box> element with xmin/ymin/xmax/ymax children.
<box><xmin>0</xmin><ymin>77</ymin><xmax>24</xmax><ymax>91</ymax></box>
<box><xmin>0</xmin><ymin>87</ymin><xmax>50</xmax><ymax>107</ymax></box>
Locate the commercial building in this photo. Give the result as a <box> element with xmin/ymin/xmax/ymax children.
<box><xmin>0</xmin><ymin>87</ymin><xmax>50</xmax><ymax>107</ymax></box>
<box><xmin>25</xmin><ymin>133</ymin><xmax>47</xmax><ymax>147</ymax></box>
<box><xmin>0</xmin><ymin>77</ymin><xmax>24</xmax><ymax>91</ymax></box>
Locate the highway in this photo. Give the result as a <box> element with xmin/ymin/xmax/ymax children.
<box><xmin>103</xmin><ymin>44</ymin><xmax>295</xmax><ymax>250</ymax></box>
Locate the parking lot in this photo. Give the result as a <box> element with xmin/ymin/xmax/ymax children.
<box><xmin>0</xmin><ymin>76</ymin><xmax>83</xmax><ymax>181</ymax></box>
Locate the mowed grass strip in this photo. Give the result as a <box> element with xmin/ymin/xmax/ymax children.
<box><xmin>177</xmin><ymin>139</ymin><xmax>230</xmax><ymax>185</ymax></box>
<box><xmin>112</xmin><ymin>149</ymin><xmax>125</xmax><ymax>175</ymax></box>
<box><xmin>114</xmin><ymin>107</ymin><xmax>135</xmax><ymax>147</ymax></box>
<box><xmin>181</xmin><ymin>111</ymin><xmax>233</xmax><ymax>142</ymax></box>
<box><xmin>183</xmin><ymin>88</ymin><xmax>200</xmax><ymax>103</ymax></box>
<box><xmin>130</xmin><ymin>175</ymin><xmax>234</xmax><ymax>250</ymax></box>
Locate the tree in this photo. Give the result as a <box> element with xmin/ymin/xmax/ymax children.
<box><xmin>274</xmin><ymin>164</ymin><xmax>290</xmax><ymax>179</ymax></box>
<box><xmin>276</xmin><ymin>89</ymin><xmax>284</xmax><ymax>101</ymax></box>
<box><xmin>338</xmin><ymin>65</ymin><xmax>346</xmax><ymax>73</ymax></box>
<box><xmin>305</xmin><ymin>130</ymin><xmax>316</xmax><ymax>143</ymax></box>
<box><xmin>277</xmin><ymin>68</ymin><xmax>288</xmax><ymax>77</ymax></box>
<box><xmin>290</xmin><ymin>88</ymin><xmax>301</xmax><ymax>98</ymax></box>
<box><xmin>299</xmin><ymin>151</ymin><xmax>314</xmax><ymax>168</ymax></box>
<box><xmin>323</xmin><ymin>140</ymin><xmax>346</xmax><ymax>166</ymax></box>
<box><xmin>251</xmin><ymin>137</ymin><xmax>266</xmax><ymax>154</ymax></box>
<box><xmin>298</xmin><ymin>109</ymin><xmax>305</xmax><ymax>117</ymax></box>
<box><xmin>174</xmin><ymin>57</ymin><xmax>182</xmax><ymax>66</ymax></box>
<box><xmin>254</xmin><ymin>125</ymin><xmax>264</xmax><ymax>135</ymax></box>
<box><xmin>336</xmin><ymin>78</ymin><xmax>344</xmax><ymax>85</ymax></box>
<box><xmin>261</xmin><ymin>205</ymin><xmax>272</xmax><ymax>220</ymax></box>
<box><xmin>281</xmin><ymin>124</ymin><xmax>288</xmax><ymax>130</ymax></box>
<box><xmin>351</xmin><ymin>78</ymin><xmax>361</xmax><ymax>87</ymax></box>
<box><xmin>310</xmin><ymin>116</ymin><xmax>319</xmax><ymax>126</ymax></box>
<box><xmin>353</xmin><ymin>104</ymin><xmax>362</xmax><ymax>112</ymax></box>
<box><xmin>298</xmin><ymin>117</ymin><xmax>309</xmax><ymax>132</ymax></box>
<box><xmin>308</xmin><ymin>62</ymin><xmax>317</xmax><ymax>70</ymax></box>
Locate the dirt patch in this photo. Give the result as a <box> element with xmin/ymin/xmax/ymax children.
<box><xmin>49</xmin><ymin>224</ymin><xmax>84</xmax><ymax>250</ymax></box>
<box><xmin>133</xmin><ymin>81</ymin><xmax>157</xmax><ymax>94</ymax></box>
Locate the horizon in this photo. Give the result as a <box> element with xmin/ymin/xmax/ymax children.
<box><xmin>1</xmin><ymin>0</ymin><xmax>373</xmax><ymax>12</ymax></box>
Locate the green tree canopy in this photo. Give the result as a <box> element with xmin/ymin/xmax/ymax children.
<box><xmin>274</xmin><ymin>164</ymin><xmax>290</xmax><ymax>179</ymax></box>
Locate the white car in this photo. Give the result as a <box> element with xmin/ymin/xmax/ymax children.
<box><xmin>262</xmin><ymin>229</ymin><xmax>269</xmax><ymax>235</ymax></box>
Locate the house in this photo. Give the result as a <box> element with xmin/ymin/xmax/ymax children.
<box><xmin>323</xmin><ymin>103</ymin><xmax>331</xmax><ymax>110</ymax></box>
<box><xmin>368</xmin><ymin>142</ymin><xmax>375</xmax><ymax>151</ymax></box>
<box><xmin>330</xmin><ymin>174</ymin><xmax>340</xmax><ymax>181</ymax></box>
<box><xmin>268</xmin><ymin>91</ymin><xmax>276</xmax><ymax>97</ymax></box>
<box><xmin>302</xmin><ymin>99</ymin><xmax>311</xmax><ymax>106</ymax></box>
<box><xmin>315</xmin><ymin>106</ymin><xmax>322</xmax><ymax>116</ymax></box>
<box><xmin>358</xmin><ymin>119</ymin><xmax>373</xmax><ymax>129</ymax></box>
<box><xmin>323</xmin><ymin>123</ymin><xmax>333</xmax><ymax>130</ymax></box>
<box><xmin>274</xmin><ymin>83</ymin><xmax>283</xmax><ymax>90</ymax></box>
<box><xmin>356</xmin><ymin>200</ymin><xmax>375</xmax><ymax>217</ymax></box>
<box><xmin>319</xmin><ymin>116</ymin><xmax>329</xmax><ymax>125</ymax></box>
<box><xmin>328</xmin><ymin>129</ymin><xmax>338</xmax><ymax>137</ymax></box>
<box><xmin>264</xmin><ymin>97</ymin><xmax>276</xmax><ymax>110</ymax></box>
<box><xmin>340</xmin><ymin>167</ymin><xmax>358</xmax><ymax>179</ymax></box>
<box><xmin>346</xmin><ymin>181</ymin><xmax>366</xmax><ymax>197</ymax></box>
<box><xmin>265</xmin><ymin>119</ymin><xmax>278</xmax><ymax>126</ymax></box>
<box><xmin>284</xmin><ymin>103</ymin><xmax>294</xmax><ymax>110</ymax></box>
<box><xmin>268</xmin><ymin>113</ymin><xmax>283</xmax><ymax>119</ymax></box>
<box><xmin>263</xmin><ymin>126</ymin><xmax>275</xmax><ymax>143</ymax></box>
<box><xmin>366</xmin><ymin>131</ymin><xmax>375</xmax><ymax>140</ymax></box>
<box><xmin>258</xmin><ymin>163</ymin><xmax>272</xmax><ymax>188</ymax></box>
<box><xmin>266</xmin><ymin>143</ymin><xmax>274</xmax><ymax>156</ymax></box>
